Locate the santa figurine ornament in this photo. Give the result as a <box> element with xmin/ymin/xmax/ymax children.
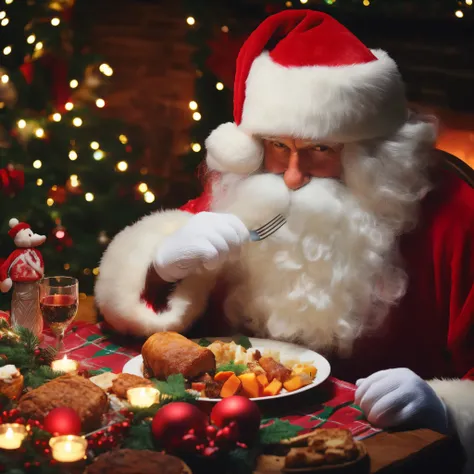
<box><xmin>0</xmin><ymin>218</ymin><xmax>46</xmax><ymax>335</ymax></box>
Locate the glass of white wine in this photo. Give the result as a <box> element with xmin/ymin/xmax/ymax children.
<box><xmin>39</xmin><ymin>276</ymin><xmax>79</xmax><ymax>351</ymax></box>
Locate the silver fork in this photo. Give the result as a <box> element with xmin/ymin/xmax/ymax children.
<box><xmin>249</xmin><ymin>214</ymin><xmax>287</xmax><ymax>241</ymax></box>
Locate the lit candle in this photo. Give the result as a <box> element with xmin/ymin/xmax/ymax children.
<box><xmin>126</xmin><ymin>386</ymin><xmax>160</xmax><ymax>408</ymax></box>
<box><xmin>51</xmin><ymin>355</ymin><xmax>79</xmax><ymax>374</ymax></box>
<box><xmin>0</xmin><ymin>424</ymin><xmax>27</xmax><ymax>450</ymax></box>
<box><xmin>49</xmin><ymin>435</ymin><xmax>87</xmax><ymax>462</ymax></box>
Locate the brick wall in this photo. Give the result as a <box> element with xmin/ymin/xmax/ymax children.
<box><xmin>81</xmin><ymin>0</ymin><xmax>198</xmax><ymax>207</ymax></box>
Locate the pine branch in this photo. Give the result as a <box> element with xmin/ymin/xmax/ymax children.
<box><xmin>16</xmin><ymin>327</ymin><xmax>39</xmax><ymax>352</ymax></box>
<box><xmin>24</xmin><ymin>366</ymin><xmax>63</xmax><ymax>390</ymax></box>
<box><xmin>122</xmin><ymin>421</ymin><xmax>154</xmax><ymax>450</ymax></box>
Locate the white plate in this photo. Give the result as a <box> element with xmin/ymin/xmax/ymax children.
<box><xmin>122</xmin><ymin>337</ymin><xmax>331</xmax><ymax>402</ymax></box>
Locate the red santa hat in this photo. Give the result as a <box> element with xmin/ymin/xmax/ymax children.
<box><xmin>8</xmin><ymin>218</ymin><xmax>30</xmax><ymax>238</ymax></box>
<box><xmin>206</xmin><ymin>9</ymin><xmax>407</xmax><ymax>174</ymax></box>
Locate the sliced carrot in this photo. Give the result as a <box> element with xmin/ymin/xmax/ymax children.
<box><xmin>283</xmin><ymin>375</ymin><xmax>311</xmax><ymax>392</ymax></box>
<box><xmin>238</xmin><ymin>373</ymin><xmax>260</xmax><ymax>398</ymax></box>
<box><xmin>262</xmin><ymin>379</ymin><xmax>283</xmax><ymax>397</ymax></box>
<box><xmin>214</xmin><ymin>371</ymin><xmax>235</xmax><ymax>382</ymax></box>
<box><xmin>191</xmin><ymin>382</ymin><xmax>206</xmax><ymax>392</ymax></box>
<box><xmin>220</xmin><ymin>374</ymin><xmax>242</xmax><ymax>398</ymax></box>
<box><xmin>257</xmin><ymin>373</ymin><xmax>269</xmax><ymax>389</ymax></box>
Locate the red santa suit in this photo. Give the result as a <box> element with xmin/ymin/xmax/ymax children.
<box><xmin>95</xmin><ymin>9</ymin><xmax>474</xmax><ymax>468</ymax></box>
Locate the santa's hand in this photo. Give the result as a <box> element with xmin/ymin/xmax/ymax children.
<box><xmin>354</xmin><ymin>368</ymin><xmax>448</xmax><ymax>434</ymax></box>
<box><xmin>0</xmin><ymin>278</ymin><xmax>12</xmax><ymax>293</ymax></box>
<box><xmin>154</xmin><ymin>212</ymin><xmax>249</xmax><ymax>282</ymax></box>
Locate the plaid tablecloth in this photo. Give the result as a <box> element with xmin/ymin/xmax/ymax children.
<box><xmin>43</xmin><ymin>322</ymin><xmax>382</xmax><ymax>441</ymax></box>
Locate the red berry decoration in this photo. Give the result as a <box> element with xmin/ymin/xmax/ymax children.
<box><xmin>211</xmin><ymin>396</ymin><xmax>261</xmax><ymax>443</ymax></box>
<box><xmin>43</xmin><ymin>407</ymin><xmax>81</xmax><ymax>435</ymax></box>
<box><xmin>151</xmin><ymin>402</ymin><xmax>207</xmax><ymax>452</ymax></box>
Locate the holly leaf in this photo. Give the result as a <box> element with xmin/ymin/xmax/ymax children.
<box><xmin>153</xmin><ymin>374</ymin><xmax>198</xmax><ymax>404</ymax></box>
<box><xmin>123</xmin><ymin>421</ymin><xmax>154</xmax><ymax>450</ymax></box>
<box><xmin>234</xmin><ymin>335</ymin><xmax>252</xmax><ymax>349</ymax></box>
<box><xmin>259</xmin><ymin>420</ymin><xmax>303</xmax><ymax>445</ymax></box>
<box><xmin>217</xmin><ymin>360</ymin><xmax>248</xmax><ymax>376</ymax></box>
<box><xmin>198</xmin><ymin>337</ymin><xmax>212</xmax><ymax>347</ymax></box>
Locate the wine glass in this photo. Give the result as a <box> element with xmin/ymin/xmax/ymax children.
<box><xmin>39</xmin><ymin>276</ymin><xmax>79</xmax><ymax>351</ymax></box>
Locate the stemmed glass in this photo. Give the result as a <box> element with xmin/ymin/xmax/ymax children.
<box><xmin>39</xmin><ymin>276</ymin><xmax>79</xmax><ymax>351</ymax></box>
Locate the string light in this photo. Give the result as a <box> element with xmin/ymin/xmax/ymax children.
<box><xmin>1</xmin><ymin>74</ymin><xmax>8</xmax><ymax>83</ymax></box>
<box><xmin>186</xmin><ymin>16</ymin><xmax>195</xmax><ymax>25</ymax></box>
<box><xmin>221</xmin><ymin>25</ymin><xmax>229</xmax><ymax>33</ymax></box>
<box><xmin>46</xmin><ymin>198</ymin><xmax>54</xmax><ymax>206</ymax></box>
<box><xmin>27</xmin><ymin>34</ymin><xmax>35</xmax><ymax>44</ymax></box>
<box><xmin>70</xmin><ymin>174</ymin><xmax>79</xmax><ymax>187</ymax></box>
<box><xmin>17</xmin><ymin>119</ymin><xmax>26</xmax><ymax>128</ymax></box>
<box><xmin>363</xmin><ymin>0</ymin><xmax>370</xmax><ymax>5</ymax></box>
<box><xmin>467</xmin><ymin>0</ymin><xmax>473</xmax><ymax>5</ymax></box>
<box><xmin>285</xmin><ymin>1</ymin><xmax>293</xmax><ymax>6</ymax></box>
<box><xmin>93</xmin><ymin>150</ymin><xmax>104</xmax><ymax>160</ymax></box>
<box><xmin>65</xmin><ymin>102</ymin><xmax>73</xmax><ymax>111</ymax></box>
<box><xmin>138</xmin><ymin>182</ymin><xmax>148</xmax><ymax>193</ymax></box>
<box><xmin>1</xmin><ymin>18</ymin><xmax>9</xmax><ymax>26</ymax></box>
<box><xmin>64</xmin><ymin>263</ymin><xmax>70</xmax><ymax>270</ymax></box>
<box><xmin>90</xmin><ymin>141</ymin><xmax>100</xmax><ymax>150</ymax></box>
<box><xmin>83</xmin><ymin>268</ymin><xmax>91</xmax><ymax>275</ymax></box>
<box><xmin>52</xmin><ymin>113</ymin><xmax>61</xmax><ymax>122</ymax></box>
<box><xmin>144</xmin><ymin>191</ymin><xmax>155</xmax><ymax>203</ymax></box>
<box><xmin>55</xmin><ymin>228</ymin><xmax>65</xmax><ymax>239</ymax></box>
<box><xmin>69</xmin><ymin>79</ymin><xmax>78</xmax><ymax>88</ymax></box>
<box><xmin>455</xmin><ymin>9</ymin><xmax>464</xmax><ymax>17</ymax></box>
<box><xmin>215</xmin><ymin>81</ymin><xmax>224</xmax><ymax>91</ymax></box>
<box><xmin>300</xmin><ymin>0</ymin><xmax>308</xmax><ymax>3</ymax></box>
<box><xmin>191</xmin><ymin>143</ymin><xmax>201</xmax><ymax>152</ymax></box>
<box><xmin>35</xmin><ymin>42</ymin><xmax>43</xmax><ymax>51</ymax></box>
<box><xmin>92</xmin><ymin>267</ymin><xmax>100</xmax><ymax>276</ymax></box>
<box><xmin>5</xmin><ymin>0</ymin><xmax>13</xmax><ymax>4</ymax></box>
<box><xmin>72</xmin><ymin>117</ymin><xmax>82</xmax><ymax>127</ymax></box>
<box><xmin>85</xmin><ymin>192</ymin><xmax>94</xmax><ymax>202</ymax></box>
<box><xmin>33</xmin><ymin>160</ymin><xmax>42</xmax><ymax>169</ymax></box>
<box><xmin>36</xmin><ymin>178</ymin><xmax>43</xmax><ymax>186</ymax></box>
<box><xmin>116</xmin><ymin>161</ymin><xmax>128</xmax><ymax>171</ymax></box>
<box><xmin>192</xmin><ymin>112</ymin><xmax>201</xmax><ymax>121</ymax></box>
<box><xmin>0</xmin><ymin>12</ymin><xmax>5</xmax><ymax>19</ymax></box>
<box><xmin>51</xmin><ymin>17</ymin><xmax>60</xmax><ymax>26</ymax></box>
<box><xmin>95</xmin><ymin>98</ymin><xmax>105</xmax><ymax>108</ymax></box>
<box><xmin>119</xmin><ymin>134</ymin><xmax>128</xmax><ymax>144</ymax></box>
<box><xmin>3</xmin><ymin>46</ymin><xmax>11</xmax><ymax>55</ymax></box>
<box><xmin>35</xmin><ymin>128</ymin><xmax>45</xmax><ymax>138</ymax></box>
<box><xmin>189</xmin><ymin>101</ymin><xmax>198</xmax><ymax>110</ymax></box>
<box><xmin>69</xmin><ymin>150</ymin><xmax>78</xmax><ymax>161</ymax></box>
<box><xmin>99</xmin><ymin>63</ymin><xmax>113</xmax><ymax>76</ymax></box>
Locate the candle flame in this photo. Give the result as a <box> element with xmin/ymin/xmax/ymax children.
<box><xmin>62</xmin><ymin>355</ymin><xmax>69</xmax><ymax>361</ymax></box>
<box><xmin>65</xmin><ymin>442</ymin><xmax>72</xmax><ymax>452</ymax></box>
<box><xmin>6</xmin><ymin>428</ymin><xmax>13</xmax><ymax>439</ymax></box>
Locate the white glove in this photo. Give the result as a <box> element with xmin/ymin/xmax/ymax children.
<box><xmin>0</xmin><ymin>278</ymin><xmax>12</xmax><ymax>293</ymax></box>
<box><xmin>154</xmin><ymin>212</ymin><xmax>249</xmax><ymax>282</ymax></box>
<box><xmin>355</xmin><ymin>368</ymin><xmax>448</xmax><ymax>434</ymax></box>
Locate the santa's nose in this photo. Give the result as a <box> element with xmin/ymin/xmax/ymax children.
<box><xmin>283</xmin><ymin>152</ymin><xmax>309</xmax><ymax>190</ymax></box>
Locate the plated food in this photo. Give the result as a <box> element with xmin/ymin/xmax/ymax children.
<box><xmin>132</xmin><ymin>332</ymin><xmax>328</xmax><ymax>400</ymax></box>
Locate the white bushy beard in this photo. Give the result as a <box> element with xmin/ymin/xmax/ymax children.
<box><xmin>209</xmin><ymin>118</ymin><xmax>434</xmax><ymax>355</ymax></box>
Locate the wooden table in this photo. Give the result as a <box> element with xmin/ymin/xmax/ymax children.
<box><xmin>76</xmin><ymin>297</ymin><xmax>466</xmax><ymax>474</ymax></box>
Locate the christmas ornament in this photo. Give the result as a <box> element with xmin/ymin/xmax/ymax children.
<box><xmin>211</xmin><ymin>396</ymin><xmax>261</xmax><ymax>443</ymax></box>
<box><xmin>151</xmin><ymin>402</ymin><xmax>207</xmax><ymax>451</ymax></box>
<box><xmin>48</xmin><ymin>186</ymin><xmax>67</xmax><ymax>205</ymax></box>
<box><xmin>52</xmin><ymin>225</ymin><xmax>73</xmax><ymax>251</ymax></box>
<box><xmin>44</xmin><ymin>407</ymin><xmax>81</xmax><ymax>435</ymax></box>
<box><xmin>0</xmin><ymin>166</ymin><xmax>24</xmax><ymax>196</ymax></box>
<box><xmin>0</xmin><ymin>218</ymin><xmax>46</xmax><ymax>336</ymax></box>
<box><xmin>0</xmin><ymin>311</ymin><xmax>10</xmax><ymax>324</ymax></box>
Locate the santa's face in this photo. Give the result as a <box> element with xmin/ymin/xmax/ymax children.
<box><xmin>210</xmin><ymin>137</ymin><xmax>409</xmax><ymax>354</ymax></box>
<box><xmin>262</xmin><ymin>137</ymin><xmax>344</xmax><ymax>189</ymax></box>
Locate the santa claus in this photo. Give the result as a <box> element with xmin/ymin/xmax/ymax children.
<box><xmin>96</xmin><ymin>10</ymin><xmax>474</xmax><ymax>470</ymax></box>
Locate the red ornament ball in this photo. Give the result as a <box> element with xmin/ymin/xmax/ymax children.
<box><xmin>43</xmin><ymin>407</ymin><xmax>81</xmax><ymax>435</ymax></box>
<box><xmin>151</xmin><ymin>402</ymin><xmax>207</xmax><ymax>451</ymax></box>
<box><xmin>211</xmin><ymin>396</ymin><xmax>261</xmax><ymax>443</ymax></box>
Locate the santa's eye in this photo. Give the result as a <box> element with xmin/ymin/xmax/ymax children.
<box><xmin>272</xmin><ymin>141</ymin><xmax>288</xmax><ymax>150</ymax></box>
<box><xmin>311</xmin><ymin>145</ymin><xmax>330</xmax><ymax>152</ymax></box>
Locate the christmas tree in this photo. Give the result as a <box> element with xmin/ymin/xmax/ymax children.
<box><xmin>0</xmin><ymin>0</ymin><xmax>159</xmax><ymax>302</ymax></box>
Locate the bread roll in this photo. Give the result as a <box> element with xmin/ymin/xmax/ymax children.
<box><xmin>142</xmin><ymin>332</ymin><xmax>216</xmax><ymax>380</ymax></box>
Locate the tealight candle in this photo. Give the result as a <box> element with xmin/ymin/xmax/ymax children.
<box><xmin>126</xmin><ymin>386</ymin><xmax>160</xmax><ymax>408</ymax></box>
<box><xmin>0</xmin><ymin>424</ymin><xmax>27</xmax><ymax>450</ymax></box>
<box><xmin>49</xmin><ymin>435</ymin><xmax>87</xmax><ymax>463</ymax></box>
<box><xmin>51</xmin><ymin>355</ymin><xmax>79</xmax><ymax>374</ymax></box>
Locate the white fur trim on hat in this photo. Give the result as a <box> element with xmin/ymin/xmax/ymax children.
<box><xmin>240</xmin><ymin>50</ymin><xmax>408</xmax><ymax>143</ymax></box>
<box><xmin>205</xmin><ymin>122</ymin><xmax>263</xmax><ymax>174</ymax></box>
